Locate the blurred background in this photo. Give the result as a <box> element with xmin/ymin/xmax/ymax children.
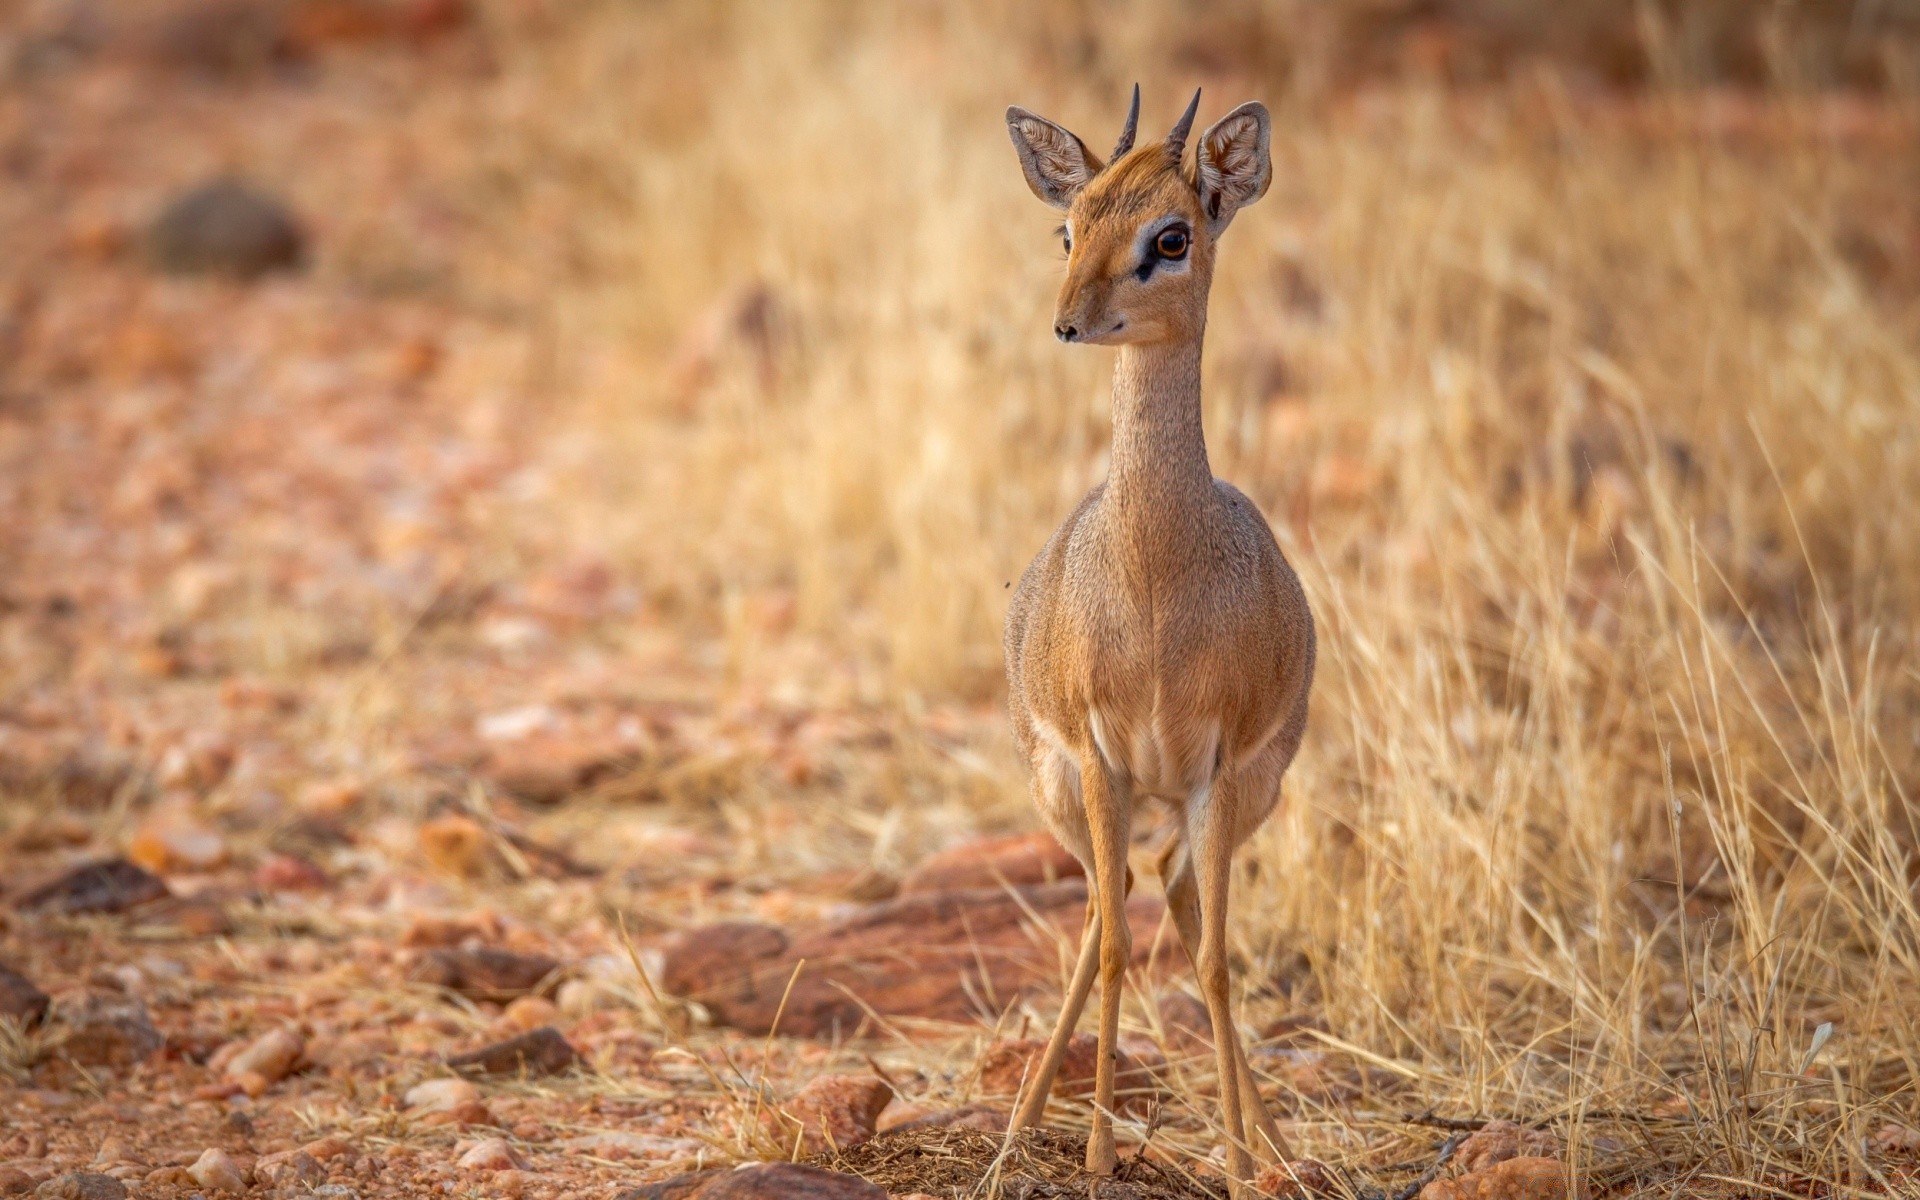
<box><xmin>5</xmin><ymin>0</ymin><xmax>1920</xmax><ymax>1190</ymax></box>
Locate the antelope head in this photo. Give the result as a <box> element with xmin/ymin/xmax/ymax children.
<box><xmin>1006</xmin><ymin>86</ymin><xmax>1272</xmax><ymax>346</ymax></box>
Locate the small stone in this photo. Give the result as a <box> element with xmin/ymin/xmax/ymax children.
<box><xmin>298</xmin><ymin>1136</ymin><xmax>350</xmax><ymax>1161</ymax></box>
<box><xmin>1419</xmin><ymin>1158</ymin><xmax>1579</xmax><ymax>1200</ymax></box>
<box><xmin>127</xmin><ymin>824</ymin><xmax>227</xmax><ymax>874</ymax></box>
<box><xmin>496</xmin><ymin>1169</ymin><xmax>536</xmax><ymax>1199</ymax></box>
<box><xmin>14</xmin><ymin>860</ymin><xmax>168</xmax><ymax>915</ymax></box>
<box><xmin>406</xmin><ymin>947</ymin><xmax>559</xmax><ymax>1002</ymax></box>
<box><xmin>558</xmin><ymin>1133</ymin><xmax>703</xmax><ymax>1160</ymax></box>
<box><xmin>494</xmin><ymin>995</ymin><xmax>560</xmax><ymax>1034</ymax></box>
<box><xmin>418</xmin><ymin>815</ymin><xmax>493</xmax><ymax>878</ymax></box>
<box><xmin>141</xmin><ymin>1169</ymin><xmax>195</xmax><ymax>1189</ymax></box>
<box><xmin>418</xmin><ymin>1100</ymin><xmax>494</xmax><ymax>1128</ymax></box>
<box><xmin>455</xmin><ymin>1138</ymin><xmax>524</xmax><ymax>1172</ymax></box>
<box><xmin>253</xmin><ymin>854</ymin><xmax>329</xmax><ymax>892</ymax></box>
<box><xmin>154</xmin><ymin>897</ymin><xmax>232</xmax><ymax>937</ymax></box>
<box><xmin>763</xmin><ymin>1074</ymin><xmax>894</xmax><ymax>1156</ymax></box>
<box><xmin>56</xmin><ymin>994</ymin><xmax>164</xmax><ymax>1067</ymax></box>
<box><xmin>700</xmin><ymin>1163</ymin><xmax>886</xmax><ymax>1200</ymax></box>
<box><xmin>253</xmin><ymin>1151</ymin><xmax>322</xmax><ymax>1189</ymax></box>
<box><xmin>0</xmin><ymin>963</ymin><xmax>50</xmax><ymax>1025</ymax></box>
<box><xmin>405</xmin><ymin>1078</ymin><xmax>482</xmax><ymax>1113</ymax></box>
<box><xmin>1871</xmin><ymin>1122</ymin><xmax>1920</xmax><ymax>1156</ymax></box>
<box><xmin>612</xmin><ymin>1170</ymin><xmax>724</xmax><ymax>1200</ymax></box>
<box><xmin>555</xmin><ymin>978</ymin><xmax>616</xmax><ymax>1016</ymax></box>
<box><xmin>898</xmin><ymin>831</ymin><xmax>1082</xmax><ymax>895</ymax></box>
<box><xmin>1255</xmin><ymin>1158</ymin><xmax>1335</xmax><ymax>1198</ymax></box>
<box><xmin>223</xmin><ymin>1027</ymin><xmax>304</xmax><ymax>1085</ymax></box>
<box><xmin>877</xmin><ymin>1103</ymin><xmax>1006</xmax><ymax>1134</ymax></box>
<box><xmin>146</xmin><ymin>180</ymin><xmax>306</xmax><ymax>279</ymax></box>
<box><xmin>0</xmin><ymin>1168</ymin><xmax>35</xmax><ymax>1197</ymax></box>
<box><xmin>975</xmin><ymin>1032</ymin><xmax>1157</xmax><ymax>1110</ymax></box>
<box><xmin>1157</xmin><ymin>990</ymin><xmax>1214</xmax><ymax>1052</ymax></box>
<box><xmin>186</xmin><ymin>1149</ymin><xmax>246</xmax><ymax>1194</ymax></box>
<box><xmin>32</xmin><ymin>1174</ymin><xmax>125</xmax><ymax>1200</ymax></box>
<box><xmin>1453</xmin><ymin>1121</ymin><xmax>1564</xmax><ymax>1173</ymax></box>
<box><xmin>446</xmin><ymin>1026</ymin><xmax>578</xmax><ymax>1077</ymax></box>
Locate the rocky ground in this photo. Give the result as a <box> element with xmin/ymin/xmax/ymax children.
<box><xmin>7</xmin><ymin>3</ymin><xmax>1920</xmax><ymax>1199</ymax></box>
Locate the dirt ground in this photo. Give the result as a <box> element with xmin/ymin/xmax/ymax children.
<box><xmin>7</xmin><ymin>3</ymin><xmax>1920</xmax><ymax>1200</ymax></box>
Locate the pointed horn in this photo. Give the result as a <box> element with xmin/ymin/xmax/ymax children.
<box><xmin>1166</xmin><ymin>87</ymin><xmax>1201</xmax><ymax>159</ymax></box>
<box><xmin>1110</xmin><ymin>82</ymin><xmax>1140</xmax><ymax>161</ymax></box>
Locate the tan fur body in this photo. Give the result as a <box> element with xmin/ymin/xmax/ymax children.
<box><xmin>1005</xmin><ymin>340</ymin><xmax>1314</xmax><ymax>860</ymax></box>
<box><xmin>1000</xmin><ymin>91</ymin><xmax>1314</xmax><ymax>1193</ymax></box>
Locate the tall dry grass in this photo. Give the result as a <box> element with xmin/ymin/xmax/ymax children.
<box><xmin>454</xmin><ymin>0</ymin><xmax>1920</xmax><ymax>1183</ymax></box>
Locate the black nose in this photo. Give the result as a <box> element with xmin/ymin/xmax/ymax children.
<box><xmin>1054</xmin><ymin>324</ymin><xmax>1078</xmax><ymax>342</ymax></box>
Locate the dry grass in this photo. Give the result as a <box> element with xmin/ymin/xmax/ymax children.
<box><xmin>450</xmin><ymin>1</ymin><xmax>1920</xmax><ymax>1189</ymax></box>
<box><xmin>6</xmin><ymin>0</ymin><xmax>1920</xmax><ymax>1194</ymax></box>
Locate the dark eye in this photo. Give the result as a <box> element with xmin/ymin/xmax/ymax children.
<box><xmin>1062</xmin><ymin>234</ymin><xmax>1072</xmax><ymax>254</ymax></box>
<box><xmin>1155</xmin><ymin>228</ymin><xmax>1189</xmax><ymax>258</ymax></box>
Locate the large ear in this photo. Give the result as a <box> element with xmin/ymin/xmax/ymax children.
<box><xmin>1193</xmin><ymin>101</ymin><xmax>1271</xmax><ymax>234</ymax></box>
<box><xmin>1006</xmin><ymin>107</ymin><xmax>1101</xmax><ymax>210</ymax></box>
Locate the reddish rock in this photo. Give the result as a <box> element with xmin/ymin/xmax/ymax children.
<box><xmin>446</xmin><ymin>1026</ymin><xmax>578</xmax><ymax>1076</ymax></box>
<box><xmin>456</xmin><ymin>1138</ymin><xmax>524</xmax><ymax>1172</ymax></box>
<box><xmin>628</xmin><ymin>1164</ymin><xmax>885</xmax><ymax>1200</ymax></box>
<box><xmin>880</xmin><ymin>1104</ymin><xmax>1006</xmax><ymax>1134</ymax></box>
<box><xmin>1420</xmin><ymin>1158</ymin><xmax>1579</xmax><ymax>1200</ymax></box>
<box><xmin>185</xmin><ymin>1149</ymin><xmax>245</xmax><ymax>1194</ymax></box>
<box><xmin>407</xmin><ymin>946</ymin><xmax>559</xmax><ymax>1001</ymax></box>
<box><xmin>406</xmin><ymin>1077</ymin><xmax>482</xmax><ymax>1113</ymax></box>
<box><xmin>898</xmin><ymin>832</ymin><xmax>1082</xmax><ymax>895</ymax></box>
<box><xmin>13</xmin><ymin>859</ymin><xmax>168</xmax><ymax>915</ymax></box>
<box><xmin>1453</xmin><ymin>1121</ymin><xmax>1564</xmax><ymax>1173</ymax></box>
<box><xmin>252</xmin><ymin>1152</ymin><xmax>322</xmax><ymax>1189</ymax></box>
<box><xmin>659</xmin><ymin>879</ymin><xmax>1175</xmax><ymax>1036</ymax></box>
<box><xmin>1157</xmin><ymin>990</ymin><xmax>1214</xmax><ymax>1053</ymax></box>
<box><xmin>483</xmin><ymin>733</ymin><xmax>631</xmax><ymax>804</ymax></box>
<box><xmin>975</xmin><ymin>1032</ymin><xmax>1160</xmax><ymax>1111</ymax></box>
<box><xmin>222</xmin><ymin>1027</ymin><xmax>304</xmax><ymax>1085</ymax></box>
<box><xmin>613</xmin><ymin>1172</ymin><xmax>725</xmax><ymax>1200</ymax></box>
<box><xmin>1255</xmin><ymin>1159</ymin><xmax>1335</xmax><ymax>1198</ymax></box>
<box><xmin>762</xmin><ymin>1074</ymin><xmax>894</xmax><ymax>1156</ymax></box>
<box><xmin>252</xmin><ymin>854</ymin><xmax>329</xmax><ymax>892</ymax></box>
<box><xmin>56</xmin><ymin>994</ymin><xmax>164</xmax><ymax>1067</ymax></box>
<box><xmin>0</xmin><ymin>962</ymin><xmax>50</xmax><ymax>1025</ymax></box>
<box><xmin>418</xmin><ymin>815</ymin><xmax>493</xmax><ymax>878</ymax></box>
<box><xmin>31</xmin><ymin>1174</ymin><xmax>125</xmax><ymax>1200</ymax></box>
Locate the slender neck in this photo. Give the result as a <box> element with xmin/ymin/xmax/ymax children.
<box><xmin>1107</xmin><ymin>336</ymin><xmax>1212</xmax><ymax>514</ymax></box>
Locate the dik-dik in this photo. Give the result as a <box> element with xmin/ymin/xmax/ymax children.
<box><xmin>1001</xmin><ymin>88</ymin><xmax>1315</xmax><ymax>1190</ymax></box>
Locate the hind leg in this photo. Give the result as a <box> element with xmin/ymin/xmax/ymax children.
<box><xmin>1158</xmin><ymin>836</ymin><xmax>1290</xmax><ymax>1166</ymax></box>
<box><xmin>1009</xmin><ymin>891</ymin><xmax>1099</xmax><ymax>1132</ymax></box>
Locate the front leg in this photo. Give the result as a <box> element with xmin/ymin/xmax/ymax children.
<box><xmin>1080</xmin><ymin>750</ymin><xmax>1132</xmax><ymax>1175</ymax></box>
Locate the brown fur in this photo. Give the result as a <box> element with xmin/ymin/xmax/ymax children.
<box><xmin>1002</xmin><ymin>95</ymin><xmax>1312</xmax><ymax>1193</ymax></box>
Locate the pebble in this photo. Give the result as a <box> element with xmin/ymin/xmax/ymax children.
<box><xmin>455</xmin><ymin>1139</ymin><xmax>525</xmax><ymax>1172</ymax></box>
<box><xmin>55</xmin><ymin>994</ymin><xmax>164</xmax><ymax>1068</ymax></box>
<box><xmin>14</xmin><ymin>860</ymin><xmax>168</xmax><ymax>915</ymax></box>
<box><xmin>31</xmin><ymin>1174</ymin><xmax>125</xmax><ymax>1200</ymax></box>
<box><xmin>446</xmin><ymin>1026</ymin><xmax>579</xmax><ymax>1077</ymax></box>
<box><xmin>187</xmin><ymin>1149</ymin><xmax>247</xmax><ymax>1194</ymax></box>
<box><xmin>404</xmin><ymin>1078</ymin><xmax>481</xmax><ymax>1113</ymax></box>
<box><xmin>223</xmin><ymin>1027</ymin><xmax>305</xmax><ymax>1084</ymax></box>
<box><xmin>0</xmin><ymin>964</ymin><xmax>50</xmax><ymax>1025</ymax></box>
<box><xmin>763</xmin><ymin>1074</ymin><xmax>893</xmax><ymax>1156</ymax></box>
<box><xmin>145</xmin><ymin>180</ymin><xmax>306</xmax><ymax>279</ymax></box>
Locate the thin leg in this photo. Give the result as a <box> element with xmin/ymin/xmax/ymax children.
<box><xmin>1190</xmin><ymin>783</ymin><xmax>1254</xmax><ymax>1197</ymax></box>
<box><xmin>1008</xmin><ymin>895</ymin><xmax>1100</xmax><ymax>1132</ymax></box>
<box><xmin>1080</xmin><ymin>754</ymin><xmax>1132</xmax><ymax>1176</ymax></box>
<box><xmin>1159</xmin><ymin>840</ymin><xmax>1291</xmax><ymax>1165</ymax></box>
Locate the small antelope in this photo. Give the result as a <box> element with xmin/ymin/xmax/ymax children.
<box><xmin>1001</xmin><ymin>87</ymin><xmax>1315</xmax><ymax>1189</ymax></box>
